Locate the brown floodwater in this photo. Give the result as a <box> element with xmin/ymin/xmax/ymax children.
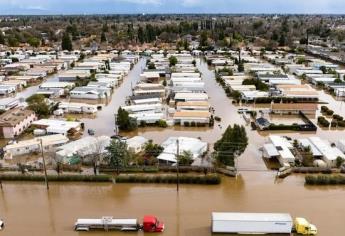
<box><xmin>0</xmin><ymin>173</ymin><xmax>344</xmax><ymax>236</ymax></box>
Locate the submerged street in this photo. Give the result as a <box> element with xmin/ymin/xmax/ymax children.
<box><xmin>0</xmin><ymin>57</ymin><xmax>344</xmax><ymax>236</ymax></box>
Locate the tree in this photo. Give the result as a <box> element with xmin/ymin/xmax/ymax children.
<box><xmin>7</xmin><ymin>36</ymin><xmax>19</xmax><ymax>47</ymax></box>
<box><xmin>336</xmin><ymin>156</ymin><xmax>344</xmax><ymax>168</ymax></box>
<box><xmin>302</xmin><ymin>146</ymin><xmax>314</xmax><ymax>167</ymax></box>
<box><xmin>320</xmin><ymin>66</ymin><xmax>327</xmax><ymax>74</ymax></box>
<box><xmin>116</xmin><ymin>107</ymin><xmax>137</xmax><ymax>131</ymax></box>
<box><xmin>169</xmin><ymin>56</ymin><xmax>178</xmax><ymax>67</ymax></box>
<box><xmin>101</xmin><ymin>31</ymin><xmax>107</xmax><ymax>43</ymax></box>
<box><xmin>177</xmin><ymin>150</ymin><xmax>194</xmax><ymax>166</ymax></box>
<box><xmin>61</xmin><ymin>32</ymin><xmax>73</xmax><ymax>51</ymax></box>
<box><xmin>0</xmin><ymin>32</ymin><xmax>5</xmax><ymax>45</ymax></box>
<box><xmin>26</xmin><ymin>94</ymin><xmax>51</xmax><ymax>118</ymax></box>
<box><xmin>183</xmin><ymin>39</ymin><xmax>189</xmax><ymax>50</ymax></box>
<box><xmin>334</xmin><ymin>78</ymin><xmax>343</xmax><ymax>84</ymax></box>
<box><xmin>144</xmin><ymin>140</ymin><xmax>163</xmax><ymax>158</ymax></box>
<box><xmin>147</xmin><ymin>62</ymin><xmax>156</xmax><ymax>69</ymax></box>
<box><xmin>200</xmin><ymin>31</ymin><xmax>208</xmax><ymax>47</ymax></box>
<box><xmin>299</xmin><ymin>37</ymin><xmax>308</xmax><ymax>45</ymax></box>
<box><xmin>105</xmin><ymin>139</ymin><xmax>131</xmax><ymax>175</ymax></box>
<box><xmin>214</xmin><ymin>124</ymin><xmax>248</xmax><ymax>166</ymax></box>
<box><xmin>138</xmin><ymin>26</ymin><xmax>145</xmax><ymax>44</ymax></box>
<box><xmin>278</xmin><ymin>34</ymin><xmax>286</xmax><ymax>47</ymax></box>
<box><xmin>27</xmin><ymin>37</ymin><xmax>40</xmax><ymax>47</ymax></box>
<box><xmin>238</xmin><ymin>62</ymin><xmax>244</xmax><ymax>72</ymax></box>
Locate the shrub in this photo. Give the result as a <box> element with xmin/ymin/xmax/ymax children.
<box><xmin>321</xmin><ymin>106</ymin><xmax>329</xmax><ymax>113</ymax></box>
<box><xmin>331</xmin><ymin>120</ymin><xmax>338</xmax><ymax>127</ymax></box>
<box><xmin>338</xmin><ymin>120</ymin><xmax>345</xmax><ymax>127</ymax></box>
<box><xmin>0</xmin><ymin>174</ymin><xmax>112</xmax><ymax>182</ymax></box>
<box><xmin>156</xmin><ymin>119</ymin><xmax>168</xmax><ymax>128</ymax></box>
<box><xmin>318</xmin><ymin>116</ymin><xmax>330</xmax><ymax>127</ymax></box>
<box><xmin>114</xmin><ymin>174</ymin><xmax>220</xmax><ymax>185</ymax></box>
<box><xmin>305</xmin><ymin>175</ymin><xmax>345</xmax><ymax>185</ymax></box>
<box><xmin>326</xmin><ymin>110</ymin><xmax>334</xmax><ymax>116</ymax></box>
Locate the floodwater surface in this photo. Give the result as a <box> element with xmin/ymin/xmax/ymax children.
<box><xmin>0</xmin><ymin>173</ymin><xmax>344</xmax><ymax>236</ymax></box>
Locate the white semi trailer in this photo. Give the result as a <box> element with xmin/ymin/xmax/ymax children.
<box><xmin>211</xmin><ymin>212</ymin><xmax>293</xmax><ymax>234</ymax></box>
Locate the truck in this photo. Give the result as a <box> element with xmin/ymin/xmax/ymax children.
<box><xmin>211</xmin><ymin>212</ymin><xmax>317</xmax><ymax>235</ymax></box>
<box><xmin>212</xmin><ymin>212</ymin><xmax>293</xmax><ymax>234</ymax></box>
<box><xmin>74</xmin><ymin>215</ymin><xmax>164</xmax><ymax>232</ymax></box>
<box><xmin>294</xmin><ymin>217</ymin><xmax>317</xmax><ymax>235</ymax></box>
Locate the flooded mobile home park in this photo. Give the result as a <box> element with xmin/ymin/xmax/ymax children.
<box><xmin>0</xmin><ymin>13</ymin><xmax>345</xmax><ymax>236</ymax></box>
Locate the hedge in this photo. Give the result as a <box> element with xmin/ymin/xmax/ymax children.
<box><xmin>115</xmin><ymin>174</ymin><xmax>221</xmax><ymax>185</ymax></box>
<box><xmin>0</xmin><ymin>174</ymin><xmax>112</xmax><ymax>182</ymax></box>
<box><xmin>305</xmin><ymin>175</ymin><xmax>345</xmax><ymax>185</ymax></box>
<box><xmin>0</xmin><ymin>174</ymin><xmax>221</xmax><ymax>185</ymax></box>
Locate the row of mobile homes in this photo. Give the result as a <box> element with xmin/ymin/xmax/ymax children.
<box><xmin>3</xmin><ymin>134</ymin><xmax>69</xmax><ymax>160</ymax></box>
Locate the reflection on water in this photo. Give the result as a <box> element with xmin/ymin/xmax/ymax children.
<box><xmin>0</xmin><ymin>175</ymin><xmax>344</xmax><ymax>236</ymax></box>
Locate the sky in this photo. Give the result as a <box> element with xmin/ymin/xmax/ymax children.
<box><xmin>0</xmin><ymin>0</ymin><xmax>345</xmax><ymax>15</ymax></box>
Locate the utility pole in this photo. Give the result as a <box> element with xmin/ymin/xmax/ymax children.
<box><xmin>40</xmin><ymin>139</ymin><xmax>49</xmax><ymax>190</ymax></box>
<box><xmin>176</xmin><ymin>139</ymin><xmax>180</xmax><ymax>192</ymax></box>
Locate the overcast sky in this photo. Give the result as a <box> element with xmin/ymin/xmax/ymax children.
<box><xmin>1</xmin><ymin>0</ymin><xmax>345</xmax><ymax>15</ymax></box>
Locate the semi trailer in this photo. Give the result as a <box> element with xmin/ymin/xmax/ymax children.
<box><xmin>211</xmin><ymin>212</ymin><xmax>317</xmax><ymax>235</ymax></box>
<box><xmin>75</xmin><ymin>215</ymin><xmax>164</xmax><ymax>232</ymax></box>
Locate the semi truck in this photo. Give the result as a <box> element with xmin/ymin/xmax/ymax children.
<box><xmin>75</xmin><ymin>215</ymin><xmax>164</xmax><ymax>232</ymax></box>
<box><xmin>211</xmin><ymin>212</ymin><xmax>317</xmax><ymax>235</ymax></box>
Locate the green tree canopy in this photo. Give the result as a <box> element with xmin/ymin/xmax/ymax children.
<box><xmin>117</xmin><ymin>107</ymin><xmax>137</xmax><ymax>131</ymax></box>
<box><xmin>26</xmin><ymin>94</ymin><xmax>51</xmax><ymax>118</ymax></box>
<box><xmin>144</xmin><ymin>140</ymin><xmax>163</xmax><ymax>158</ymax></box>
<box><xmin>105</xmin><ymin>139</ymin><xmax>131</xmax><ymax>174</ymax></box>
<box><xmin>61</xmin><ymin>32</ymin><xmax>73</xmax><ymax>51</ymax></box>
<box><xmin>169</xmin><ymin>56</ymin><xmax>178</xmax><ymax>67</ymax></box>
<box><xmin>177</xmin><ymin>150</ymin><xmax>194</xmax><ymax>166</ymax></box>
<box><xmin>214</xmin><ymin>124</ymin><xmax>248</xmax><ymax>166</ymax></box>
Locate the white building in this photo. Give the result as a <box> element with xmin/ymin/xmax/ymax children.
<box><xmin>3</xmin><ymin>134</ymin><xmax>69</xmax><ymax>160</ymax></box>
<box><xmin>157</xmin><ymin>137</ymin><xmax>208</xmax><ymax>164</ymax></box>
<box><xmin>309</xmin><ymin>137</ymin><xmax>345</xmax><ymax>167</ymax></box>
<box><xmin>126</xmin><ymin>136</ymin><xmax>149</xmax><ymax>153</ymax></box>
<box><xmin>265</xmin><ymin>135</ymin><xmax>295</xmax><ymax>165</ymax></box>
<box><xmin>58</xmin><ymin>102</ymin><xmax>98</xmax><ymax>114</ymax></box>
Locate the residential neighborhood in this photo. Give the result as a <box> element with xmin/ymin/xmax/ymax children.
<box><xmin>1</xmin><ymin>2</ymin><xmax>345</xmax><ymax>236</ymax></box>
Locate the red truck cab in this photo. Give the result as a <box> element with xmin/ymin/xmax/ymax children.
<box><xmin>142</xmin><ymin>215</ymin><xmax>164</xmax><ymax>232</ymax></box>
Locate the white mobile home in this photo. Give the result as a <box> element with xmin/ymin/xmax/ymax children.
<box><xmin>3</xmin><ymin>134</ymin><xmax>69</xmax><ymax>159</ymax></box>
<box><xmin>70</xmin><ymin>86</ymin><xmax>111</xmax><ymax>100</ymax></box>
<box><xmin>174</xmin><ymin>92</ymin><xmax>208</xmax><ymax>102</ymax></box>
<box><xmin>309</xmin><ymin>137</ymin><xmax>345</xmax><ymax>167</ymax></box>
<box><xmin>268</xmin><ymin>135</ymin><xmax>295</xmax><ymax>165</ymax></box>
<box><xmin>157</xmin><ymin>137</ymin><xmax>207</xmax><ymax>164</ymax></box>
<box><xmin>58</xmin><ymin>102</ymin><xmax>98</xmax><ymax>114</ymax></box>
